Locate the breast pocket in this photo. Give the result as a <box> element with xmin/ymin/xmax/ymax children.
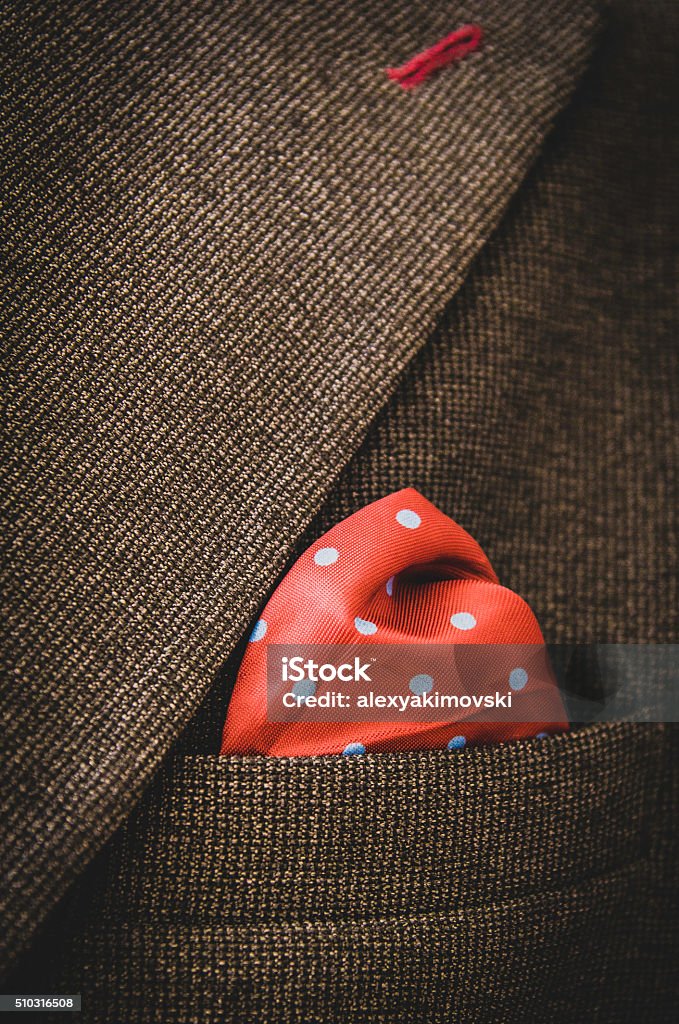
<box><xmin>14</xmin><ymin>724</ymin><xmax>678</xmax><ymax>1024</ymax></box>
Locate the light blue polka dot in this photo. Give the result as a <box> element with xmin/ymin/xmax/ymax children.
<box><xmin>536</xmin><ymin>732</ymin><xmax>549</xmax><ymax>740</ymax></box>
<box><xmin>343</xmin><ymin>742</ymin><xmax>366</xmax><ymax>756</ymax></box>
<box><xmin>249</xmin><ymin>619</ymin><xmax>267</xmax><ymax>642</ymax></box>
<box><xmin>450</xmin><ymin>612</ymin><xmax>477</xmax><ymax>631</ymax></box>
<box><xmin>396</xmin><ymin>508</ymin><xmax>421</xmax><ymax>529</ymax></box>
<box><xmin>386</xmin><ymin>575</ymin><xmax>395</xmax><ymax>597</ymax></box>
<box><xmin>314</xmin><ymin>546</ymin><xmax>339</xmax><ymax>566</ymax></box>
<box><xmin>447</xmin><ymin>735</ymin><xmax>466</xmax><ymax>750</ymax></box>
<box><xmin>509</xmin><ymin>667</ymin><xmax>529</xmax><ymax>691</ymax></box>
<box><xmin>409</xmin><ymin>673</ymin><xmax>434</xmax><ymax>695</ymax></box>
<box><xmin>354</xmin><ymin>616</ymin><xmax>378</xmax><ymax>635</ymax></box>
<box><xmin>292</xmin><ymin>679</ymin><xmax>316</xmax><ymax>702</ymax></box>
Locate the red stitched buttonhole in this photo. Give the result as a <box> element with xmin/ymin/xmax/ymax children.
<box><xmin>386</xmin><ymin>24</ymin><xmax>483</xmax><ymax>90</ymax></box>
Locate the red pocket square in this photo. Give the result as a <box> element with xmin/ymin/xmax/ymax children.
<box><xmin>221</xmin><ymin>489</ymin><xmax>568</xmax><ymax>756</ymax></box>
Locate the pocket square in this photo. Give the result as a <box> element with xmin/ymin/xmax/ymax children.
<box><xmin>221</xmin><ymin>489</ymin><xmax>568</xmax><ymax>755</ymax></box>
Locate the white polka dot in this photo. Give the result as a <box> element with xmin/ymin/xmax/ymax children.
<box><xmin>343</xmin><ymin>742</ymin><xmax>365</xmax><ymax>756</ymax></box>
<box><xmin>386</xmin><ymin>575</ymin><xmax>395</xmax><ymax>596</ymax></box>
<box><xmin>450</xmin><ymin>612</ymin><xmax>477</xmax><ymax>631</ymax></box>
<box><xmin>249</xmin><ymin>619</ymin><xmax>267</xmax><ymax>642</ymax></box>
<box><xmin>354</xmin><ymin>616</ymin><xmax>378</xmax><ymax>635</ymax></box>
<box><xmin>314</xmin><ymin>546</ymin><xmax>339</xmax><ymax>566</ymax></box>
<box><xmin>447</xmin><ymin>735</ymin><xmax>466</xmax><ymax>750</ymax></box>
<box><xmin>292</xmin><ymin>679</ymin><xmax>316</xmax><ymax>703</ymax></box>
<box><xmin>509</xmin><ymin>667</ymin><xmax>528</xmax><ymax>691</ymax></box>
<box><xmin>396</xmin><ymin>508</ymin><xmax>421</xmax><ymax>529</ymax></box>
<box><xmin>409</xmin><ymin>673</ymin><xmax>434</xmax><ymax>695</ymax></box>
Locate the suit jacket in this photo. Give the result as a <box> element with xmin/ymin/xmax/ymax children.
<box><xmin>2</xmin><ymin>0</ymin><xmax>678</xmax><ymax>1020</ymax></box>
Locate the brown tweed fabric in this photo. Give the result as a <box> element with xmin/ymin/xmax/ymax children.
<box><xmin>9</xmin><ymin>725</ymin><xmax>679</xmax><ymax>1022</ymax></box>
<box><xmin>1</xmin><ymin>0</ymin><xmax>602</xmax><ymax>970</ymax></box>
<box><xmin>3</xmin><ymin>0</ymin><xmax>679</xmax><ymax>1018</ymax></box>
<box><xmin>8</xmin><ymin>1</ymin><xmax>676</xmax><ymax>1016</ymax></box>
<box><xmin>298</xmin><ymin>0</ymin><xmax>679</xmax><ymax>648</ymax></box>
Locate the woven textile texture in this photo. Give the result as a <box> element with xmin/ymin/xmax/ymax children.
<box><xmin>1</xmin><ymin>0</ymin><xmax>601</xmax><ymax>968</ymax></box>
<box><xmin>300</xmin><ymin>3</ymin><xmax>679</xmax><ymax>650</ymax></box>
<box><xmin>9</xmin><ymin>725</ymin><xmax>679</xmax><ymax>1022</ymax></box>
<box><xmin>6</xmin><ymin>0</ymin><xmax>678</xmax><ymax>1017</ymax></box>
<box><xmin>3</xmin><ymin>0</ymin><xmax>679</xmax><ymax>1018</ymax></box>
